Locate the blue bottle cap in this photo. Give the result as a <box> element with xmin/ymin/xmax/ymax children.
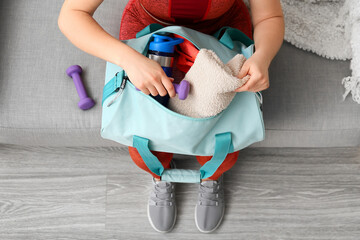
<box><xmin>149</xmin><ymin>34</ymin><xmax>184</xmax><ymax>53</ymax></box>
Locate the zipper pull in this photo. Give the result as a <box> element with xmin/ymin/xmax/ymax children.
<box><xmin>106</xmin><ymin>76</ymin><xmax>128</xmax><ymax>107</ymax></box>
<box><xmin>255</xmin><ymin>91</ymin><xmax>263</xmax><ymax>111</ymax></box>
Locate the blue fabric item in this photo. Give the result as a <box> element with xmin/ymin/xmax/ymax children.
<box><xmin>101</xmin><ymin>25</ymin><xmax>265</xmax><ymax>156</ymax></box>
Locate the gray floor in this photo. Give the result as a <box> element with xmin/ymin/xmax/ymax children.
<box><xmin>0</xmin><ymin>144</ymin><xmax>359</xmax><ymax>239</ymax></box>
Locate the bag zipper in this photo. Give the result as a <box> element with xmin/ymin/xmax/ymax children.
<box><xmin>255</xmin><ymin>92</ymin><xmax>263</xmax><ymax>111</ymax></box>
<box><xmin>106</xmin><ymin>75</ymin><xmax>128</xmax><ymax>107</ymax></box>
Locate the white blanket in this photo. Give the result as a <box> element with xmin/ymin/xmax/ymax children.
<box><xmin>244</xmin><ymin>0</ymin><xmax>360</xmax><ymax>104</ymax></box>
<box><xmin>168</xmin><ymin>49</ymin><xmax>249</xmax><ymax>118</ymax></box>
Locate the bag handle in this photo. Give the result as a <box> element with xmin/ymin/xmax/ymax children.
<box><xmin>136</xmin><ymin>23</ymin><xmax>165</xmax><ymax>38</ymax></box>
<box><xmin>132</xmin><ymin>132</ymin><xmax>233</xmax><ymax>183</ymax></box>
<box><xmin>213</xmin><ymin>26</ymin><xmax>253</xmax><ymax>49</ymax></box>
<box><xmin>213</xmin><ymin>26</ymin><xmax>254</xmax><ymax>60</ymax></box>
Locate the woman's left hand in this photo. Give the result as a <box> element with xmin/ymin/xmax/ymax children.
<box><xmin>234</xmin><ymin>51</ymin><xmax>270</xmax><ymax>92</ymax></box>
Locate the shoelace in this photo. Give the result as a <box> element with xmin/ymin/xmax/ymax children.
<box><xmin>150</xmin><ymin>180</ymin><xmax>174</xmax><ymax>207</ymax></box>
<box><xmin>198</xmin><ymin>180</ymin><xmax>222</xmax><ymax>206</ymax></box>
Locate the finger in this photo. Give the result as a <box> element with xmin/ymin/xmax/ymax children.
<box><xmin>235</xmin><ymin>75</ymin><xmax>258</xmax><ymax>92</ymax></box>
<box><xmin>238</xmin><ymin>62</ymin><xmax>250</xmax><ymax>79</ymax></box>
<box><xmin>161</xmin><ymin>76</ymin><xmax>176</xmax><ymax>98</ymax></box>
<box><xmin>135</xmin><ymin>82</ymin><xmax>151</xmax><ymax>95</ymax></box>
<box><xmin>153</xmin><ymin>79</ymin><xmax>168</xmax><ymax>97</ymax></box>
<box><xmin>147</xmin><ymin>85</ymin><xmax>159</xmax><ymax>96</ymax></box>
<box><xmin>238</xmin><ymin>74</ymin><xmax>251</xmax><ymax>86</ymax></box>
<box><xmin>140</xmin><ymin>87</ymin><xmax>151</xmax><ymax>95</ymax></box>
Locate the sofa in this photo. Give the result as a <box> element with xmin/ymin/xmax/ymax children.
<box><xmin>0</xmin><ymin>0</ymin><xmax>358</xmax><ymax>149</ymax></box>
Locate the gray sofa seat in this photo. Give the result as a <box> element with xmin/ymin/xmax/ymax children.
<box><xmin>0</xmin><ymin>0</ymin><xmax>358</xmax><ymax>147</ymax></box>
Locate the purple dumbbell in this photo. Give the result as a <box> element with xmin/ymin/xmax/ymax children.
<box><xmin>66</xmin><ymin>65</ymin><xmax>95</xmax><ymax>110</ymax></box>
<box><xmin>173</xmin><ymin>80</ymin><xmax>190</xmax><ymax>100</ymax></box>
<box><xmin>136</xmin><ymin>80</ymin><xmax>190</xmax><ymax>100</ymax></box>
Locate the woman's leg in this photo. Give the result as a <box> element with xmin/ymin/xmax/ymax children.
<box><xmin>195</xmin><ymin>150</ymin><xmax>240</xmax><ymax>181</ymax></box>
<box><xmin>128</xmin><ymin>146</ymin><xmax>173</xmax><ymax>179</ymax></box>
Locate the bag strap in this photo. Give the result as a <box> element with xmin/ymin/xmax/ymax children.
<box><xmin>136</xmin><ymin>23</ymin><xmax>165</xmax><ymax>38</ymax></box>
<box><xmin>132</xmin><ymin>132</ymin><xmax>233</xmax><ymax>183</ymax></box>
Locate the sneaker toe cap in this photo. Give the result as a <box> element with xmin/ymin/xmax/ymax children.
<box><xmin>195</xmin><ymin>204</ymin><xmax>224</xmax><ymax>232</ymax></box>
<box><xmin>148</xmin><ymin>205</ymin><xmax>176</xmax><ymax>232</ymax></box>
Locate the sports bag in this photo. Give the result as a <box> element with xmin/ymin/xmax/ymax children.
<box><xmin>101</xmin><ymin>24</ymin><xmax>265</xmax><ymax>183</ymax></box>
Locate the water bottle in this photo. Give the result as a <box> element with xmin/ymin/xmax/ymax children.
<box><xmin>147</xmin><ymin>34</ymin><xmax>184</xmax><ymax>106</ymax></box>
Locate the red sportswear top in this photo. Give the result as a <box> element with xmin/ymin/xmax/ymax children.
<box><xmin>140</xmin><ymin>0</ymin><xmax>236</xmax><ymax>24</ymax></box>
<box><xmin>120</xmin><ymin>0</ymin><xmax>252</xmax><ymax>40</ymax></box>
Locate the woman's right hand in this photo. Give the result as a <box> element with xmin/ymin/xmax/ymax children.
<box><xmin>125</xmin><ymin>53</ymin><xmax>176</xmax><ymax>98</ymax></box>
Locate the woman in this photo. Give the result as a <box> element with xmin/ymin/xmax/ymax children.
<box><xmin>58</xmin><ymin>0</ymin><xmax>284</xmax><ymax>233</ymax></box>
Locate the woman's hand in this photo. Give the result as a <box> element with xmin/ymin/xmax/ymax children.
<box><xmin>125</xmin><ymin>53</ymin><xmax>176</xmax><ymax>98</ymax></box>
<box><xmin>234</xmin><ymin>51</ymin><xmax>270</xmax><ymax>93</ymax></box>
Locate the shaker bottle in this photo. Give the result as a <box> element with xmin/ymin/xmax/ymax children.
<box><xmin>147</xmin><ymin>34</ymin><xmax>184</xmax><ymax>106</ymax></box>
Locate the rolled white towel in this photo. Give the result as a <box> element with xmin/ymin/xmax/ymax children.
<box><xmin>168</xmin><ymin>48</ymin><xmax>250</xmax><ymax>118</ymax></box>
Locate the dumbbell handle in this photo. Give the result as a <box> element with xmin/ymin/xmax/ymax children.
<box><xmin>135</xmin><ymin>80</ymin><xmax>190</xmax><ymax>100</ymax></box>
<box><xmin>71</xmin><ymin>73</ymin><xmax>88</xmax><ymax>100</ymax></box>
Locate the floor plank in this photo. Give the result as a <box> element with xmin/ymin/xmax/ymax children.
<box><xmin>0</xmin><ymin>175</ymin><xmax>106</xmax><ymax>232</ymax></box>
<box><xmin>0</xmin><ymin>144</ymin><xmax>359</xmax><ymax>239</ymax></box>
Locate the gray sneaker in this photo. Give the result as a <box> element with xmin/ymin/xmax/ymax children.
<box><xmin>195</xmin><ymin>174</ymin><xmax>225</xmax><ymax>233</ymax></box>
<box><xmin>147</xmin><ymin>160</ymin><xmax>177</xmax><ymax>233</ymax></box>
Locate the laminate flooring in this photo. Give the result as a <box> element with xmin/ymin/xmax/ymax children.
<box><xmin>0</xmin><ymin>144</ymin><xmax>359</xmax><ymax>239</ymax></box>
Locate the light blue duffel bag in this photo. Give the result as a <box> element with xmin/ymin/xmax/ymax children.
<box><xmin>101</xmin><ymin>24</ymin><xmax>265</xmax><ymax>183</ymax></box>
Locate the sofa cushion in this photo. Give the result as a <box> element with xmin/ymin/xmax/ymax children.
<box><xmin>258</xmin><ymin>43</ymin><xmax>358</xmax><ymax>147</ymax></box>
<box><xmin>0</xmin><ymin>0</ymin><xmax>358</xmax><ymax>147</ymax></box>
